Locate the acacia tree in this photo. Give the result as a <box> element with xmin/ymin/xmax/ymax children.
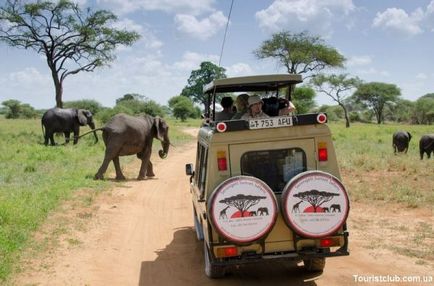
<box><xmin>294</xmin><ymin>189</ymin><xmax>339</xmax><ymax>213</ymax></box>
<box><xmin>219</xmin><ymin>194</ymin><xmax>266</xmax><ymax>217</ymax></box>
<box><xmin>310</xmin><ymin>74</ymin><xmax>361</xmax><ymax>128</ymax></box>
<box><xmin>353</xmin><ymin>82</ymin><xmax>401</xmax><ymax>124</ymax></box>
<box><xmin>181</xmin><ymin>61</ymin><xmax>226</xmax><ymax>110</ymax></box>
<box><xmin>254</xmin><ymin>31</ymin><xmax>345</xmax><ymax>78</ymax></box>
<box><xmin>0</xmin><ymin>0</ymin><xmax>140</xmax><ymax>108</ymax></box>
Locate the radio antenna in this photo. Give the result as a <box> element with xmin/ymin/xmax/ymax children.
<box><xmin>218</xmin><ymin>0</ymin><xmax>234</xmax><ymax>67</ymax></box>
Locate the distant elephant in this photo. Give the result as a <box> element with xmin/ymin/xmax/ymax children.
<box><xmin>392</xmin><ymin>131</ymin><xmax>412</xmax><ymax>154</ymax></box>
<box><xmin>87</xmin><ymin>113</ymin><xmax>170</xmax><ymax>180</ymax></box>
<box><xmin>41</xmin><ymin>108</ymin><xmax>98</xmax><ymax>146</ymax></box>
<box><xmin>419</xmin><ymin>134</ymin><xmax>434</xmax><ymax>160</ymax></box>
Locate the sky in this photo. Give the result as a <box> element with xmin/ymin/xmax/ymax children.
<box><xmin>0</xmin><ymin>0</ymin><xmax>433</xmax><ymax>109</ymax></box>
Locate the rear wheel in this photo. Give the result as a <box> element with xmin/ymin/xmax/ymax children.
<box><xmin>204</xmin><ymin>242</ymin><xmax>225</xmax><ymax>278</ymax></box>
<box><xmin>303</xmin><ymin>257</ymin><xmax>326</xmax><ymax>272</ymax></box>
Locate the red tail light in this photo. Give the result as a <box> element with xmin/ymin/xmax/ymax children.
<box><xmin>318</xmin><ymin>142</ymin><xmax>328</xmax><ymax>161</ymax></box>
<box><xmin>216</xmin><ymin>247</ymin><xmax>238</xmax><ymax>257</ymax></box>
<box><xmin>217</xmin><ymin>151</ymin><xmax>227</xmax><ymax>171</ymax></box>
<box><xmin>319</xmin><ymin>237</ymin><xmax>339</xmax><ymax>248</ymax></box>
<box><xmin>320</xmin><ymin>238</ymin><xmax>333</xmax><ymax>247</ymax></box>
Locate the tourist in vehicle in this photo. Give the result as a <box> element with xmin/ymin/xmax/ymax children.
<box><xmin>215</xmin><ymin>96</ymin><xmax>234</xmax><ymax>121</ymax></box>
<box><xmin>231</xmin><ymin>93</ymin><xmax>249</xmax><ymax>119</ymax></box>
<box><xmin>278</xmin><ymin>98</ymin><xmax>296</xmax><ymax>116</ymax></box>
<box><xmin>241</xmin><ymin>95</ymin><xmax>270</xmax><ymax>120</ymax></box>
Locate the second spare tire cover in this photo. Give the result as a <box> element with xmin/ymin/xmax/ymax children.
<box><xmin>282</xmin><ymin>170</ymin><xmax>350</xmax><ymax>238</ymax></box>
<box><xmin>208</xmin><ymin>176</ymin><xmax>278</xmax><ymax>244</ymax></box>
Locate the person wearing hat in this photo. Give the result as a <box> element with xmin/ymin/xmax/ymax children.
<box><xmin>241</xmin><ymin>95</ymin><xmax>270</xmax><ymax>120</ymax></box>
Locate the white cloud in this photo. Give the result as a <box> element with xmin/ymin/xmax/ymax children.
<box><xmin>372</xmin><ymin>8</ymin><xmax>423</xmax><ymax>36</ymax></box>
<box><xmin>357</xmin><ymin>67</ymin><xmax>390</xmax><ymax>77</ymax></box>
<box><xmin>173</xmin><ymin>52</ymin><xmax>219</xmax><ymax>71</ymax></box>
<box><xmin>347</xmin><ymin>55</ymin><xmax>372</xmax><ymax>67</ymax></box>
<box><xmin>226</xmin><ymin>63</ymin><xmax>254</xmax><ymax>77</ymax></box>
<box><xmin>174</xmin><ymin>11</ymin><xmax>227</xmax><ymax>40</ymax></box>
<box><xmin>372</xmin><ymin>1</ymin><xmax>434</xmax><ymax>36</ymax></box>
<box><xmin>255</xmin><ymin>0</ymin><xmax>355</xmax><ymax>35</ymax></box>
<box><xmin>97</xmin><ymin>0</ymin><xmax>215</xmax><ymax>15</ymax></box>
<box><xmin>6</xmin><ymin>67</ymin><xmax>50</xmax><ymax>86</ymax></box>
<box><xmin>415</xmin><ymin>73</ymin><xmax>428</xmax><ymax>80</ymax></box>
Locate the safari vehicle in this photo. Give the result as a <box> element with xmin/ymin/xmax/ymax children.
<box><xmin>185</xmin><ymin>74</ymin><xmax>350</xmax><ymax>278</ymax></box>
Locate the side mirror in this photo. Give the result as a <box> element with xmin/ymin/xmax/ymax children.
<box><xmin>185</xmin><ymin>163</ymin><xmax>194</xmax><ymax>176</ymax></box>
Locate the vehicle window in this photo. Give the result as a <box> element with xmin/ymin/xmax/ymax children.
<box><xmin>195</xmin><ymin>143</ymin><xmax>208</xmax><ymax>198</ymax></box>
<box><xmin>240</xmin><ymin>148</ymin><xmax>306</xmax><ymax>193</ymax></box>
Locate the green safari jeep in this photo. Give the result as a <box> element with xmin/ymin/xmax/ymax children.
<box><xmin>185</xmin><ymin>74</ymin><xmax>350</xmax><ymax>278</ymax></box>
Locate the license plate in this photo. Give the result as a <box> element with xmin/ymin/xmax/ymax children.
<box><xmin>249</xmin><ymin>116</ymin><xmax>293</xmax><ymax>130</ymax></box>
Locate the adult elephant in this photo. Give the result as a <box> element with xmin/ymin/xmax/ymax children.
<box><xmin>419</xmin><ymin>134</ymin><xmax>434</xmax><ymax>159</ymax></box>
<box><xmin>392</xmin><ymin>131</ymin><xmax>412</xmax><ymax>154</ymax></box>
<box><xmin>41</xmin><ymin>108</ymin><xmax>98</xmax><ymax>146</ymax></box>
<box><xmin>92</xmin><ymin>113</ymin><xmax>170</xmax><ymax>180</ymax></box>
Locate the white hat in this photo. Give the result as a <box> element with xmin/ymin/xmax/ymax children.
<box><xmin>248</xmin><ymin>95</ymin><xmax>262</xmax><ymax>107</ymax></box>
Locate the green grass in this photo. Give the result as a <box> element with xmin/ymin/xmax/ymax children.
<box><xmin>0</xmin><ymin>116</ymin><xmax>199</xmax><ymax>282</ymax></box>
<box><xmin>330</xmin><ymin>122</ymin><xmax>434</xmax><ymax>208</ymax></box>
<box><xmin>0</xmin><ymin>118</ymin><xmax>432</xmax><ymax>281</ymax></box>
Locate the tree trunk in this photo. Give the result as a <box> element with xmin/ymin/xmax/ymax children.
<box><xmin>55</xmin><ymin>82</ymin><xmax>63</xmax><ymax>108</ymax></box>
<box><xmin>49</xmin><ymin>65</ymin><xmax>63</xmax><ymax>108</ymax></box>
<box><xmin>339</xmin><ymin>103</ymin><xmax>351</xmax><ymax>128</ymax></box>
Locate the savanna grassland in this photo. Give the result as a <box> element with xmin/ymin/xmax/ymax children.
<box><xmin>0</xmin><ymin>118</ymin><xmax>433</xmax><ymax>282</ymax></box>
<box><xmin>0</xmin><ymin>116</ymin><xmax>196</xmax><ymax>282</ymax></box>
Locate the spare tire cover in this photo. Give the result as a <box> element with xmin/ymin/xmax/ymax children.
<box><xmin>208</xmin><ymin>176</ymin><xmax>278</xmax><ymax>244</ymax></box>
<box><xmin>282</xmin><ymin>171</ymin><xmax>349</xmax><ymax>238</ymax></box>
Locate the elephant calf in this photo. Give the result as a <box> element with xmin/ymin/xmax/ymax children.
<box><xmin>419</xmin><ymin>134</ymin><xmax>434</xmax><ymax>160</ymax></box>
<box><xmin>93</xmin><ymin>113</ymin><xmax>170</xmax><ymax>180</ymax></box>
<box><xmin>392</xmin><ymin>131</ymin><xmax>412</xmax><ymax>154</ymax></box>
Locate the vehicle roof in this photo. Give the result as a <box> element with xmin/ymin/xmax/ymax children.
<box><xmin>203</xmin><ymin>74</ymin><xmax>303</xmax><ymax>93</ymax></box>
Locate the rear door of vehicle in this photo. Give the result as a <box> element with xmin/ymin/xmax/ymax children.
<box><xmin>229</xmin><ymin>139</ymin><xmax>316</xmax><ymax>249</ymax></box>
<box><xmin>229</xmin><ymin>139</ymin><xmax>316</xmax><ymax>193</ymax></box>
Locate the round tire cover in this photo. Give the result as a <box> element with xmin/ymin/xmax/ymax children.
<box><xmin>208</xmin><ymin>176</ymin><xmax>278</xmax><ymax>244</ymax></box>
<box><xmin>282</xmin><ymin>171</ymin><xmax>350</xmax><ymax>238</ymax></box>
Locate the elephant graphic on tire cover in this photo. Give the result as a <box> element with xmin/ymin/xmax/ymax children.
<box><xmin>80</xmin><ymin>113</ymin><xmax>170</xmax><ymax>180</ymax></box>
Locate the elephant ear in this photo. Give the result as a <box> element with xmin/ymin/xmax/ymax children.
<box><xmin>77</xmin><ymin>109</ymin><xmax>87</xmax><ymax>126</ymax></box>
<box><xmin>154</xmin><ymin>116</ymin><xmax>167</xmax><ymax>141</ymax></box>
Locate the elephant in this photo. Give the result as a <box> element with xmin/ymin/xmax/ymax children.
<box><xmin>419</xmin><ymin>134</ymin><xmax>434</xmax><ymax>159</ymax></box>
<box><xmin>41</xmin><ymin>108</ymin><xmax>98</xmax><ymax>146</ymax></box>
<box><xmin>392</xmin><ymin>131</ymin><xmax>412</xmax><ymax>154</ymax></box>
<box><xmin>88</xmin><ymin>113</ymin><xmax>170</xmax><ymax>180</ymax></box>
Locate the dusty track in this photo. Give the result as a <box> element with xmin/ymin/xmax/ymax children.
<box><xmin>13</xmin><ymin>133</ymin><xmax>433</xmax><ymax>286</ymax></box>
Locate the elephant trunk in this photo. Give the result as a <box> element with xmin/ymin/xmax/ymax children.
<box><xmin>88</xmin><ymin>121</ymin><xmax>99</xmax><ymax>143</ymax></box>
<box><xmin>158</xmin><ymin>138</ymin><xmax>170</xmax><ymax>159</ymax></box>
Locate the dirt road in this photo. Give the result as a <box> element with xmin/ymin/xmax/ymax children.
<box><xmin>13</xmin><ymin>134</ymin><xmax>433</xmax><ymax>286</ymax></box>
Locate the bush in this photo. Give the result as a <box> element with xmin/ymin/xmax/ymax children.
<box><xmin>1</xmin><ymin>100</ymin><xmax>38</xmax><ymax>119</ymax></box>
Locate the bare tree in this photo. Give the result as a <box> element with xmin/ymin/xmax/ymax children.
<box><xmin>0</xmin><ymin>0</ymin><xmax>140</xmax><ymax>107</ymax></box>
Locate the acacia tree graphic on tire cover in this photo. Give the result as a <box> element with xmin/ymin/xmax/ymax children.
<box><xmin>294</xmin><ymin>189</ymin><xmax>339</xmax><ymax>212</ymax></box>
<box><xmin>219</xmin><ymin>194</ymin><xmax>266</xmax><ymax>217</ymax></box>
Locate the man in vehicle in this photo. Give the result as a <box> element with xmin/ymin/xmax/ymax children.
<box><xmin>215</xmin><ymin>96</ymin><xmax>234</xmax><ymax>121</ymax></box>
